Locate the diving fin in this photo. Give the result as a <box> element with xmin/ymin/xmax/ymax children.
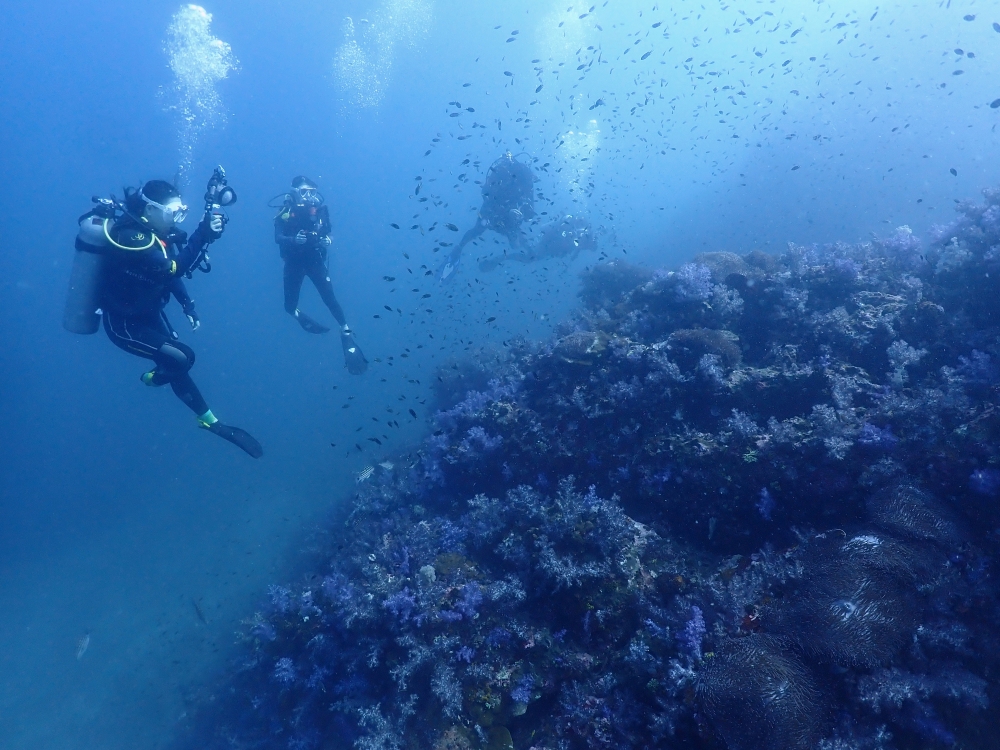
<box><xmin>341</xmin><ymin>330</ymin><xmax>368</xmax><ymax>375</ymax></box>
<box><xmin>437</xmin><ymin>255</ymin><xmax>461</xmax><ymax>284</ymax></box>
<box><xmin>294</xmin><ymin>309</ymin><xmax>331</xmax><ymax>334</ymax></box>
<box><xmin>201</xmin><ymin>421</ymin><xmax>264</xmax><ymax>458</ymax></box>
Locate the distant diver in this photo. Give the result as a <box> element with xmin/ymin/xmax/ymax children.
<box><xmin>437</xmin><ymin>151</ymin><xmax>536</xmax><ymax>283</ymax></box>
<box><xmin>63</xmin><ymin>169</ymin><xmax>263</xmax><ymax>458</ymax></box>
<box><xmin>273</xmin><ymin>176</ymin><xmax>368</xmax><ymax>375</ymax></box>
<box><xmin>478</xmin><ymin>213</ymin><xmax>596</xmax><ymax>272</ymax></box>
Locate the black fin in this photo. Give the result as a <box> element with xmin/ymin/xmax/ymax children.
<box><xmin>341</xmin><ymin>332</ymin><xmax>369</xmax><ymax>375</ymax></box>
<box><xmin>437</xmin><ymin>255</ymin><xmax>461</xmax><ymax>284</ymax></box>
<box><xmin>296</xmin><ymin>311</ymin><xmax>330</xmax><ymax>334</ymax></box>
<box><xmin>206</xmin><ymin>422</ymin><xmax>264</xmax><ymax>458</ymax></box>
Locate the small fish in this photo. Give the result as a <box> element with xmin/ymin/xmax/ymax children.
<box><xmin>383</xmin><ymin>276</ymin><xmax>395</xmax><ymax>281</ymax></box>
<box><xmin>446</xmin><ymin>223</ymin><xmax>459</xmax><ymax>231</ymax></box>
<box><xmin>390</xmin><ymin>223</ymin><xmax>399</xmax><ymax>229</ymax></box>
<box><xmin>192</xmin><ymin>598</ymin><xmax>207</xmax><ymax>625</ymax></box>
<box><xmin>487</xmin><ymin>316</ymin><xmax>497</xmax><ymax>322</ymax></box>
<box><xmin>964</xmin><ymin>14</ymin><xmax>975</xmax><ymax>22</ymax></box>
<box><xmin>994</xmin><ymin>22</ymin><xmax>1000</xmax><ymax>33</ymax></box>
<box><xmin>76</xmin><ymin>633</ymin><xmax>90</xmax><ymax>660</ymax></box>
<box><xmin>950</xmin><ymin>168</ymin><xmax>958</xmax><ymax>176</ymax></box>
<box><xmin>791</xmin><ymin>165</ymin><xmax>800</xmax><ymax>171</ymax></box>
<box><xmin>535</xmin><ymin>84</ymin><xmax>544</xmax><ymax>93</ymax></box>
<box><xmin>504</xmin><ymin>71</ymin><xmax>513</xmax><ymax>77</ymax></box>
<box><xmin>652</xmin><ymin>22</ymin><xmax>661</xmax><ymax>28</ymax></box>
<box><xmin>641</xmin><ymin>51</ymin><xmax>651</xmax><ymax>60</ymax></box>
<box><xmin>379</xmin><ymin>461</ymin><xmax>394</xmax><ymax>471</ymax></box>
<box><xmin>991</xmin><ymin>99</ymin><xmax>1000</xmax><ymax>109</ymax></box>
<box><xmin>356</xmin><ymin>466</ymin><xmax>375</xmax><ymax>483</ymax></box>
<box><xmin>408</xmin><ymin>408</ymin><xmax>417</xmax><ymax>418</ymax></box>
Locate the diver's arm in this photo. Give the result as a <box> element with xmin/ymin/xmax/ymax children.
<box><xmin>275</xmin><ymin>218</ymin><xmax>297</xmax><ymax>245</ymax></box>
<box><xmin>170</xmin><ymin>278</ymin><xmax>196</xmax><ymax>314</ymax></box>
<box><xmin>171</xmin><ymin>277</ymin><xmax>200</xmax><ymax>328</ymax></box>
<box><xmin>172</xmin><ymin>220</ymin><xmax>215</xmax><ymax>277</ymax></box>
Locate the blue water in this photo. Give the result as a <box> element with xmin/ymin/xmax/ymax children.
<box><xmin>1</xmin><ymin>1</ymin><xmax>998</xmax><ymax>747</ymax></box>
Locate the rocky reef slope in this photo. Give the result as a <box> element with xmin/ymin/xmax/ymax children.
<box><xmin>182</xmin><ymin>189</ymin><xmax>1000</xmax><ymax>750</ymax></box>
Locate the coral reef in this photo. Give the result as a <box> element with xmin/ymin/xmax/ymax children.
<box><xmin>175</xmin><ymin>188</ymin><xmax>1000</xmax><ymax>750</ymax></box>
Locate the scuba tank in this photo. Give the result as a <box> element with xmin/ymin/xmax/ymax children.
<box><xmin>63</xmin><ymin>197</ymin><xmax>116</xmax><ymax>334</ymax></box>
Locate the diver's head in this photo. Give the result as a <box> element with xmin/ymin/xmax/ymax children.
<box><xmin>290</xmin><ymin>176</ymin><xmax>321</xmax><ymax>207</ymax></box>
<box><xmin>137</xmin><ymin>180</ymin><xmax>187</xmax><ymax>234</ymax></box>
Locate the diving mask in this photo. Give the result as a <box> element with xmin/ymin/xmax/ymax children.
<box><xmin>292</xmin><ymin>186</ymin><xmax>320</xmax><ymax>206</ymax></box>
<box><xmin>141</xmin><ymin>191</ymin><xmax>189</xmax><ymax>226</ymax></box>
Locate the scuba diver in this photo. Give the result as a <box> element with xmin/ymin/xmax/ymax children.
<box><xmin>63</xmin><ymin>172</ymin><xmax>263</xmax><ymax>458</ymax></box>
<box><xmin>477</xmin><ymin>214</ymin><xmax>596</xmax><ymax>272</ymax></box>
<box><xmin>273</xmin><ymin>176</ymin><xmax>367</xmax><ymax>375</ymax></box>
<box><xmin>437</xmin><ymin>152</ymin><xmax>536</xmax><ymax>282</ymax></box>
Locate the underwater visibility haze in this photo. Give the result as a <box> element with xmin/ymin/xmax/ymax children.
<box><xmin>3</xmin><ymin>0</ymin><xmax>1000</xmax><ymax>748</ymax></box>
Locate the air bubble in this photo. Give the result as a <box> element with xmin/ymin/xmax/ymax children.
<box><xmin>164</xmin><ymin>5</ymin><xmax>239</xmax><ymax>182</ymax></box>
<box><xmin>334</xmin><ymin>0</ymin><xmax>432</xmax><ymax>113</ymax></box>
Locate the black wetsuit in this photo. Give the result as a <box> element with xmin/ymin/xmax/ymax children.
<box><xmin>274</xmin><ymin>202</ymin><xmax>346</xmax><ymax>327</ymax></box>
<box><xmin>98</xmin><ymin>217</ymin><xmax>214</xmax><ymax>415</ymax></box>
<box><xmin>447</xmin><ymin>158</ymin><xmax>536</xmax><ymax>270</ymax></box>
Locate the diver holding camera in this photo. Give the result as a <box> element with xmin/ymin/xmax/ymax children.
<box><xmin>64</xmin><ymin>167</ymin><xmax>263</xmax><ymax>458</ymax></box>
<box><xmin>273</xmin><ymin>176</ymin><xmax>367</xmax><ymax>375</ymax></box>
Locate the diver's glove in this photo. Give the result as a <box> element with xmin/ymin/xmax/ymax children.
<box><xmin>200</xmin><ymin>213</ymin><xmax>225</xmax><ymax>242</ymax></box>
<box><xmin>295</xmin><ymin>230</ymin><xmax>309</xmax><ymax>245</ymax></box>
<box><xmin>321</xmin><ymin>235</ymin><xmax>332</xmax><ymax>247</ymax></box>
<box><xmin>183</xmin><ymin>301</ymin><xmax>201</xmax><ymax>331</ymax></box>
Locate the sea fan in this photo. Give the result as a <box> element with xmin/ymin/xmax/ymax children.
<box><xmin>765</xmin><ymin>532</ymin><xmax>917</xmax><ymax>667</ymax></box>
<box><xmin>866</xmin><ymin>482</ymin><xmax>958</xmax><ymax>546</ymax></box>
<box><xmin>696</xmin><ymin>634</ymin><xmax>826</xmax><ymax>750</ymax></box>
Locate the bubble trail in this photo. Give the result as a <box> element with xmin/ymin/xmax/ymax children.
<box><xmin>164</xmin><ymin>4</ymin><xmax>238</xmax><ymax>182</ymax></box>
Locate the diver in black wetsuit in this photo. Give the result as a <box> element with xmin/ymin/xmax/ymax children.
<box><xmin>437</xmin><ymin>152</ymin><xmax>536</xmax><ymax>282</ymax></box>
<box><xmin>478</xmin><ymin>214</ymin><xmax>597</xmax><ymax>272</ymax></box>
<box><xmin>274</xmin><ymin>176</ymin><xmax>367</xmax><ymax>375</ymax></box>
<box><xmin>95</xmin><ymin>179</ymin><xmax>262</xmax><ymax>458</ymax></box>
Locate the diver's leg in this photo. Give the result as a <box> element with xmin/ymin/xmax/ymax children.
<box><xmin>455</xmin><ymin>219</ymin><xmax>486</xmax><ymax>254</ymax></box>
<box><xmin>305</xmin><ymin>254</ymin><xmax>347</xmax><ymax>327</ymax></box>
<box><xmin>303</xmin><ymin>256</ymin><xmax>367</xmax><ymax>374</ymax></box>
<box><xmin>103</xmin><ymin>312</ymin><xmax>207</xmax><ymax>415</ymax></box>
<box><xmin>283</xmin><ymin>258</ymin><xmax>306</xmax><ymax>315</ymax></box>
<box><xmin>438</xmin><ymin>219</ymin><xmax>485</xmax><ymax>282</ymax></box>
<box><xmin>103</xmin><ymin>313</ymin><xmax>262</xmax><ymax>457</ymax></box>
<box><xmin>284</xmin><ymin>257</ymin><xmax>329</xmax><ymax>333</ymax></box>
